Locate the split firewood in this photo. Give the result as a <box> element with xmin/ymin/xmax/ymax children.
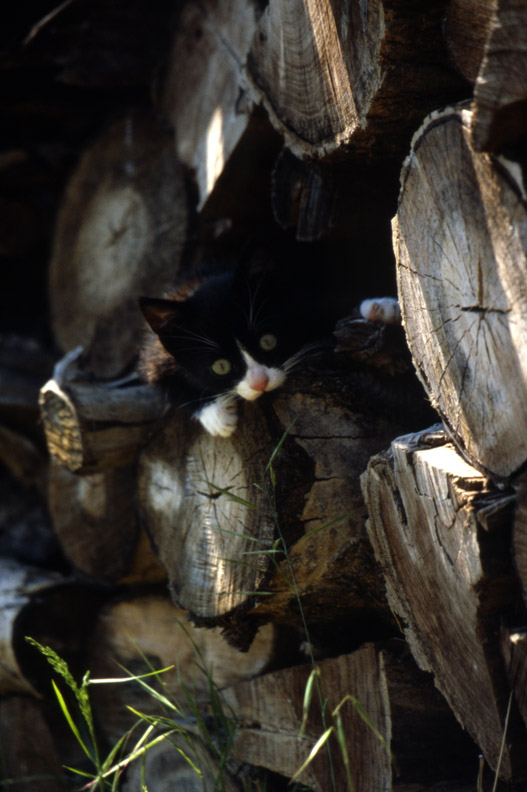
<box><xmin>224</xmin><ymin>642</ymin><xmax>477</xmax><ymax>792</ymax></box>
<box><xmin>161</xmin><ymin>0</ymin><xmax>266</xmax><ymax>211</ymax></box>
<box><xmin>362</xmin><ymin>426</ymin><xmax>525</xmax><ymax>779</ymax></box>
<box><xmin>444</xmin><ymin>0</ymin><xmax>498</xmax><ymax>84</ymax></box>
<box><xmin>49</xmin><ymin>113</ymin><xmax>190</xmax><ymax>379</ymax></box>
<box><xmin>39</xmin><ymin>349</ymin><xmax>164</xmax><ymax>475</ymax></box>
<box><xmin>247</xmin><ymin>0</ymin><xmax>463</xmax><ymax>160</ymax></box>
<box><xmin>472</xmin><ymin>0</ymin><xmax>527</xmax><ymax>151</ymax></box>
<box><xmin>394</xmin><ymin>103</ymin><xmax>527</xmax><ymax>481</ymax></box>
<box><xmin>88</xmin><ymin>594</ymin><xmax>279</xmax><ymax>743</ymax></box>
<box><xmin>138</xmin><ymin>321</ymin><xmax>432</xmax><ymax>648</ymax></box>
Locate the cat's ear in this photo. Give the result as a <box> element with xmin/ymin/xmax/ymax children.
<box><xmin>139</xmin><ymin>297</ymin><xmax>186</xmax><ymax>334</ymax></box>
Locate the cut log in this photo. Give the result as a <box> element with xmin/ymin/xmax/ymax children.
<box><xmin>162</xmin><ymin>0</ymin><xmax>261</xmax><ymax>210</ymax></box>
<box><xmin>88</xmin><ymin>594</ymin><xmax>278</xmax><ymax>743</ymax></box>
<box><xmin>472</xmin><ymin>0</ymin><xmax>527</xmax><ymax>151</ymax></box>
<box><xmin>394</xmin><ymin>103</ymin><xmax>527</xmax><ymax>481</ymax></box>
<box><xmin>361</xmin><ymin>426</ymin><xmax>524</xmax><ymax>779</ymax></box>
<box><xmin>138</xmin><ymin>322</ymin><xmax>433</xmax><ymax>647</ymax></box>
<box><xmin>0</xmin><ymin>558</ymin><xmax>107</xmax><ymax>696</ymax></box>
<box><xmin>444</xmin><ymin>0</ymin><xmax>498</xmax><ymax>84</ymax></box>
<box><xmin>247</xmin><ymin>0</ymin><xmax>463</xmax><ymax>159</ymax></box>
<box><xmin>39</xmin><ymin>350</ymin><xmax>164</xmax><ymax>474</ymax></box>
<box><xmin>0</xmin><ymin>696</ymin><xmax>64</xmax><ymax>792</ymax></box>
<box><xmin>224</xmin><ymin>642</ymin><xmax>477</xmax><ymax>791</ymax></box>
<box><xmin>47</xmin><ymin>463</ymin><xmax>161</xmax><ymax>584</ymax></box>
<box><xmin>49</xmin><ymin>113</ymin><xmax>190</xmax><ymax>378</ymax></box>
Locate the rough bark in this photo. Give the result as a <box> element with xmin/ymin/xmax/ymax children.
<box><xmin>39</xmin><ymin>351</ymin><xmax>164</xmax><ymax>474</ymax></box>
<box><xmin>224</xmin><ymin>642</ymin><xmax>476</xmax><ymax>791</ymax></box>
<box><xmin>247</xmin><ymin>0</ymin><xmax>463</xmax><ymax>159</ymax></box>
<box><xmin>394</xmin><ymin>103</ymin><xmax>527</xmax><ymax>481</ymax></box>
<box><xmin>472</xmin><ymin>0</ymin><xmax>527</xmax><ymax>151</ymax></box>
<box><xmin>445</xmin><ymin>0</ymin><xmax>498</xmax><ymax>83</ymax></box>
<box><xmin>162</xmin><ymin>0</ymin><xmax>262</xmax><ymax>210</ymax></box>
<box><xmin>89</xmin><ymin>594</ymin><xmax>278</xmax><ymax>743</ymax></box>
<box><xmin>49</xmin><ymin>113</ymin><xmax>189</xmax><ymax>379</ymax></box>
<box><xmin>138</xmin><ymin>322</ymin><xmax>430</xmax><ymax>648</ymax></box>
<box><xmin>362</xmin><ymin>426</ymin><xmax>524</xmax><ymax>779</ymax></box>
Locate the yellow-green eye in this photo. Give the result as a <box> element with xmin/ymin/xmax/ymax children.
<box><xmin>259</xmin><ymin>333</ymin><xmax>277</xmax><ymax>351</ymax></box>
<box><xmin>211</xmin><ymin>358</ymin><xmax>231</xmax><ymax>375</ymax></box>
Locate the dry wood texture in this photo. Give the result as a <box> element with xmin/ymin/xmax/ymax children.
<box><xmin>394</xmin><ymin>103</ymin><xmax>527</xmax><ymax>481</ymax></box>
<box><xmin>162</xmin><ymin>0</ymin><xmax>260</xmax><ymax>210</ymax></box>
<box><xmin>39</xmin><ymin>352</ymin><xmax>164</xmax><ymax>474</ymax></box>
<box><xmin>138</xmin><ymin>325</ymin><xmax>429</xmax><ymax>647</ymax></box>
<box><xmin>49</xmin><ymin>113</ymin><xmax>189</xmax><ymax>378</ymax></box>
<box><xmin>472</xmin><ymin>0</ymin><xmax>527</xmax><ymax>151</ymax></box>
<box><xmin>362</xmin><ymin>426</ymin><xmax>524</xmax><ymax>778</ymax></box>
<box><xmin>445</xmin><ymin>0</ymin><xmax>498</xmax><ymax>83</ymax></box>
<box><xmin>224</xmin><ymin>642</ymin><xmax>475</xmax><ymax>791</ymax></box>
<box><xmin>89</xmin><ymin>594</ymin><xmax>278</xmax><ymax>742</ymax></box>
<box><xmin>247</xmin><ymin>0</ymin><xmax>462</xmax><ymax>159</ymax></box>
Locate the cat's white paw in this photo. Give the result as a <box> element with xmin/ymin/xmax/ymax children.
<box><xmin>197</xmin><ymin>398</ymin><xmax>238</xmax><ymax>437</ymax></box>
<box><xmin>360</xmin><ymin>297</ymin><xmax>401</xmax><ymax>325</ymax></box>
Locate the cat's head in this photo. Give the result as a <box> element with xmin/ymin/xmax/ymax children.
<box><xmin>139</xmin><ymin>258</ymin><xmax>303</xmax><ymax>403</ymax></box>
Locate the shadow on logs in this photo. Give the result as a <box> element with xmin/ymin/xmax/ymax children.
<box><xmin>138</xmin><ymin>319</ymin><xmax>434</xmax><ymax>650</ymax></box>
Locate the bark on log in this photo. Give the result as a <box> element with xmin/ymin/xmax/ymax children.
<box><xmin>88</xmin><ymin>594</ymin><xmax>278</xmax><ymax>743</ymax></box>
<box><xmin>472</xmin><ymin>0</ymin><xmax>527</xmax><ymax>151</ymax></box>
<box><xmin>362</xmin><ymin>426</ymin><xmax>524</xmax><ymax>779</ymax></box>
<box><xmin>138</xmin><ymin>323</ymin><xmax>432</xmax><ymax>648</ymax></box>
<box><xmin>162</xmin><ymin>0</ymin><xmax>261</xmax><ymax>211</ymax></box>
<box><xmin>247</xmin><ymin>0</ymin><xmax>463</xmax><ymax>160</ymax></box>
<box><xmin>394</xmin><ymin>103</ymin><xmax>527</xmax><ymax>481</ymax></box>
<box><xmin>49</xmin><ymin>113</ymin><xmax>189</xmax><ymax>378</ymax></box>
<box><xmin>39</xmin><ymin>351</ymin><xmax>164</xmax><ymax>474</ymax></box>
<box><xmin>224</xmin><ymin>642</ymin><xmax>476</xmax><ymax>791</ymax></box>
<box><xmin>445</xmin><ymin>0</ymin><xmax>498</xmax><ymax>84</ymax></box>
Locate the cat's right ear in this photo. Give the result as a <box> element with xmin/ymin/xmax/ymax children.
<box><xmin>139</xmin><ymin>297</ymin><xmax>184</xmax><ymax>334</ymax></box>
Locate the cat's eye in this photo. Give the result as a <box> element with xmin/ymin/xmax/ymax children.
<box><xmin>211</xmin><ymin>358</ymin><xmax>231</xmax><ymax>376</ymax></box>
<box><xmin>259</xmin><ymin>333</ymin><xmax>277</xmax><ymax>351</ymax></box>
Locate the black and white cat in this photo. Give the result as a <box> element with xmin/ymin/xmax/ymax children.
<box><xmin>139</xmin><ymin>255</ymin><xmax>399</xmax><ymax>437</ymax></box>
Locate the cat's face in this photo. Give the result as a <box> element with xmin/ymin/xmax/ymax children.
<box><xmin>139</xmin><ymin>261</ymin><xmax>308</xmax><ymax>403</ymax></box>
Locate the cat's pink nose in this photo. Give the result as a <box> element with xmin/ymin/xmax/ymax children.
<box><xmin>248</xmin><ymin>368</ymin><xmax>269</xmax><ymax>392</ymax></box>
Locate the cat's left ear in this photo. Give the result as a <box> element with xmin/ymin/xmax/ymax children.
<box><xmin>139</xmin><ymin>297</ymin><xmax>185</xmax><ymax>334</ymax></box>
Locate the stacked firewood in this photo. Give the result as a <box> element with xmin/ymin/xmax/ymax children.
<box><xmin>2</xmin><ymin>0</ymin><xmax>527</xmax><ymax>789</ymax></box>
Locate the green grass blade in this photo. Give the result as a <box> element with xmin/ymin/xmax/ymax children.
<box><xmin>52</xmin><ymin>681</ymin><xmax>94</xmax><ymax>764</ymax></box>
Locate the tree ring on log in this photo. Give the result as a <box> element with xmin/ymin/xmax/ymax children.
<box><xmin>394</xmin><ymin>104</ymin><xmax>527</xmax><ymax>481</ymax></box>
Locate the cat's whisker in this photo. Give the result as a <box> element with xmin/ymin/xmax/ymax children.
<box><xmin>283</xmin><ymin>342</ymin><xmax>325</xmax><ymax>373</ymax></box>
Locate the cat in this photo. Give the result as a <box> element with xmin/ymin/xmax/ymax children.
<box><xmin>139</xmin><ymin>254</ymin><xmax>400</xmax><ymax>437</ymax></box>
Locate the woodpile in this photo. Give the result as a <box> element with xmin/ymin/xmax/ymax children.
<box><xmin>2</xmin><ymin>0</ymin><xmax>527</xmax><ymax>790</ymax></box>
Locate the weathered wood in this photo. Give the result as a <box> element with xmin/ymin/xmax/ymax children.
<box><xmin>472</xmin><ymin>0</ymin><xmax>527</xmax><ymax>151</ymax></box>
<box><xmin>512</xmin><ymin>471</ymin><xmax>527</xmax><ymax>608</ymax></box>
<box><xmin>224</xmin><ymin>643</ymin><xmax>476</xmax><ymax>791</ymax></box>
<box><xmin>47</xmin><ymin>463</ymin><xmax>161</xmax><ymax>584</ymax></box>
<box><xmin>0</xmin><ymin>696</ymin><xmax>64</xmax><ymax>792</ymax></box>
<box><xmin>362</xmin><ymin>426</ymin><xmax>524</xmax><ymax>778</ymax></box>
<box><xmin>138</xmin><ymin>323</ymin><xmax>432</xmax><ymax>647</ymax></box>
<box><xmin>247</xmin><ymin>0</ymin><xmax>463</xmax><ymax>160</ymax></box>
<box><xmin>89</xmin><ymin>594</ymin><xmax>278</xmax><ymax>743</ymax></box>
<box><xmin>445</xmin><ymin>0</ymin><xmax>498</xmax><ymax>83</ymax></box>
<box><xmin>49</xmin><ymin>113</ymin><xmax>189</xmax><ymax>378</ymax></box>
<box><xmin>394</xmin><ymin>103</ymin><xmax>527</xmax><ymax>480</ymax></box>
<box><xmin>162</xmin><ymin>0</ymin><xmax>261</xmax><ymax>210</ymax></box>
<box><xmin>39</xmin><ymin>351</ymin><xmax>164</xmax><ymax>474</ymax></box>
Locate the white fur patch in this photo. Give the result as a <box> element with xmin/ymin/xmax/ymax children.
<box><xmin>236</xmin><ymin>349</ymin><xmax>285</xmax><ymax>401</ymax></box>
<box><xmin>360</xmin><ymin>297</ymin><xmax>401</xmax><ymax>325</ymax></box>
<box><xmin>197</xmin><ymin>397</ymin><xmax>238</xmax><ymax>437</ymax></box>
